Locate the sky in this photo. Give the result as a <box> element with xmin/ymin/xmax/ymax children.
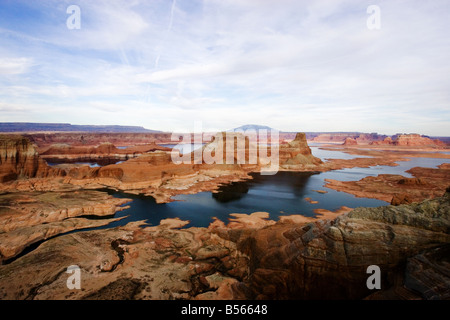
<box><xmin>0</xmin><ymin>0</ymin><xmax>449</xmax><ymax>135</ymax></box>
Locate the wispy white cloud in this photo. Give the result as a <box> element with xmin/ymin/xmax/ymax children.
<box><xmin>0</xmin><ymin>0</ymin><xmax>449</xmax><ymax>135</ymax></box>
<box><xmin>0</xmin><ymin>57</ymin><xmax>34</xmax><ymax>75</ymax></box>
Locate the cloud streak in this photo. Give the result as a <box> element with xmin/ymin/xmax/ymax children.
<box><xmin>0</xmin><ymin>0</ymin><xmax>449</xmax><ymax>135</ymax></box>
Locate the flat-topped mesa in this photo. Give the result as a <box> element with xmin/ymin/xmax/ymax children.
<box><xmin>0</xmin><ymin>135</ymin><xmax>64</xmax><ymax>183</ymax></box>
<box><xmin>370</xmin><ymin>134</ymin><xmax>447</xmax><ymax>148</ymax></box>
<box><xmin>25</xmin><ymin>132</ymin><xmax>174</xmax><ymax>147</ymax></box>
<box><xmin>393</xmin><ymin>134</ymin><xmax>447</xmax><ymax>147</ymax></box>
<box><xmin>312</xmin><ymin>133</ymin><xmax>388</xmax><ymax>144</ymax></box>
<box><xmin>41</xmin><ymin>142</ymin><xmax>170</xmax><ymax>156</ymax></box>
<box><xmin>279</xmin><ymin>132</ymin><xmax>323</xmax><ymax>169</ymax></box>
<box><xmin>312</xmin><ymin>133</ymin><xmax>359</xmax><ymax>143</ymax></box>
<box><xmin>39</xmin><ymin>141</ymin><xmax>171</xmax><ymax>166</ymax></box>
<box><xmin>370</xmin><ymin>136</ymin><xmax>393</xmax><ymax>145</ymax></box>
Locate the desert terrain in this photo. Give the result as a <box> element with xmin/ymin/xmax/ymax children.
<box><xmin>0</xmin><ymin>127</ymin><xmax>449</xmax><ymax>300</ymax></box>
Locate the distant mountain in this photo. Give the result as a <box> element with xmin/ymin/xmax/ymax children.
<box><xmin>0</xmin><ymin>122</ymin><xmax>161</xmax><ymax>133</ymax></box>
<box><xmin>230</xmin><ymin>124</ymin><xmax>279</xmax><ymax>132</ymax></box>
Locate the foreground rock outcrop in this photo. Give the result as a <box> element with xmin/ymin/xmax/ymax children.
<box><xmin>227</xmin><ymin>190</ymin><xmax>450</xmax><ymax>299</ymax></box>
<box><xmin>0</xmin><ymin>190</ymin><xmax>130</xmax><ymax>263</ymax></box>
<box><xmin>0</xmin><ymin>189</ymin><xmax>448</xmax><ymax>300</ymax></box>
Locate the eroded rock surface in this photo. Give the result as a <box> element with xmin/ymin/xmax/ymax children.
<box><xmin>324</xmin><ymin>163</ymin><xmax>450</xmax><ymax>204</ymax></box>
<box><xmin>0</xmin><ymin>190</ymin><xmax>130</xmax><ymax>263</ymax></box>
<box><xmin>0</xmin><ymin>190</ymin><xmax>448</xmax><ymax>300</ymax></box>
<box><xmin>0</xmin><ymin>135</ymin><xmax>64</xmax><ymax>183</ymax></box>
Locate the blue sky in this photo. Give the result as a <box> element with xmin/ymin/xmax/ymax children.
<box><xmin>0</xmin><ymin>0</ymin><xmax>449</xmax><ymax>135</ymax></box>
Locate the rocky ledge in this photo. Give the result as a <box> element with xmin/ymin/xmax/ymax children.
<box><xmin>324</xmin><ymin>163</ymin><xmax>450</xmax><ymax>204</ymax></box>
<box><xmin>0</xmin><ymin>188</ymin><xmax>448</xmax><ymax>300</ymax></box>
<box><xmin>0</xmin><ymin>190</ymin><xmax>130</xmax><ymax>263</ymax></box>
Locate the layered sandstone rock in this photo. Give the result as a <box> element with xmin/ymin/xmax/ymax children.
<box><xmin>226</xmin><ymin>190</ymin><xmax>450</xmax><ymax>299</ymax></box>
<box><xmin>370</xmin><ymin>137</ymin><xmax>393</xmax><ymax>145</ymax></box>
<box><xmin>324</xmin><ymin>163</ymin><xmax>450</xmax><ymax>204</ymax></box>
<box><xmin>370</xmin><ymin>134</ymin><xmax>447</xmax><ymax>148</ymax></box>
<box><xmin>279</xmin><ymin>133</ymin><xmax>323</xmax><ymax>169</ymax></box>
<box><xmin>355</xmin><ymin>133</ymin><xmax>387</xmax><ymax>144</ymax></box>
<box><xmin>0</xmin><ymin>189</ymin><xmax>448</xmax><ymax>300</ymax></box>
<box><xmin>394</xmin><ymin>134</ymin><xmax>447</xmax><ymax>147</ymax></box>
<box><xmin>40</xmin><ymin>142</ymin><xmax>171</xmax><ymax>165</ymax></box>
<box><xmin>0</xmin><ymin>135</ymin><xmax>64</xmax><ymax>183</ymax></box>
<box><xmin>312</xmin><ymin>133</ymin><xmax>359</xmax><ymax>143</ymax></box>
<box><xmin>25</xmin><ymin>132</ymin><xmax>174</xmax><ymax>147</ymax></box>
<box><xmin>0</xmin><ymin>218</ymin><xmax>249</xmax><ymax>300</ymax></box>
<box><xmin>0</xmin><ymin>190</ymin><xmax>131</xmax><ymax>263</ymax></box>
<box><xmin>312</xmin><ymin>133</ymin><xmax>387</xmax><ymax>144</ymax></box>
<box><xmin>343</xmin><ymin>137</ymin><xmax>358</xmax><ymax>145</ymax></box>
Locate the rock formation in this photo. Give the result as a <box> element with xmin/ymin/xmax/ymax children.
<box><xmin>227</xmin><ymin>189</ymin><xmax>450</xmax><ymax>299</ymax></box>
<box><xmin>0</xmin><ymin>135</ymin><xmax>64</xmax><ymax>183</ymax></box>
<box><xmin>0</xmin><ymin>190</ymin><xmax>130</xmax><ymax>264</ymax></box>
<box><xmin>394</xmin><ymin>134</ymin><xmax>447</xmax><ymax>147</ymax></box>
<box><xmin>0</xmin><ymin>188</ymin><xmax>448</xmax><ymax>300</ymax></box>
<box><xmin>370</xmin><ymin>136</ymin><xmax>393</xmax><ymax>145</ymax></box>
<box><xmin>324</xmin><ymin>163</ymin><xmax>450</xmax><ymax>204</ymax></box>
<box><xmin>312</xmin><ymin>133</ymin><xmax>359</xmax><ymax>143</ymax></box>
<box><xmin>355</xmin><ymin>133</ymin><xmax>387</xmax><ymax>144</ymax></box>
<box><xmin>40</xmin><ymin>142</ymin><xmax>171</xmax><ymax>165</ymax></box>
<box><xmin>371</xmin><ymin>134</ymin><xmax>447</xmax><ymax>148</ymax></box>
<box><xmin>279</xmin><ymin>133</ymin><xmax>323</xmax><ymax>169</ymax></box>
<box><xmin>25</xmin><ymin>132</ymin><xmax>174</xmax><ymax>147</ymax></box>
<box><xmin>343</xmin><ymin>137</ymin><xmax>358</xmax><ymax>145</ymax></box>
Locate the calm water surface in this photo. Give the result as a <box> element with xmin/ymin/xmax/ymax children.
<box><xmin>52</xmin><ymin>145</ymin><xmax>444</xmax><ymax>229</ymax></box>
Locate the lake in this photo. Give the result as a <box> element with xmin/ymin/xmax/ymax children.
<box><xmin>92</xmin><ymin>146</ymin><xmax>448</xmax><ymax>229</ymax></box>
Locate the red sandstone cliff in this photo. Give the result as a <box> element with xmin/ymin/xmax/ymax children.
<box><xmin>343</xmin><ymin>137</ymin><xmax>358</xmax><ymax>145</ymax></box>
<box><xmin>41</xmin><ymin>142</ymin><xmax>170</xmax><ymax>156</ymax></box>
<box><xmin>25</xmin><ymin>132</ymin><xmax>175</xmax><ymax>148</ymax></box>
<box><xmin>313</xmin><ymin>133</ymin><xmax>387</xmax><ymax>144</ymax></box>
<box><xmin>279</xmin><ymin>133</ymin><xmax>323</xmax><ymax>168</ymax></box>
<box><xmin>370</xmin><ymin>134</ymin><xmax>447</xmax><ymax>148</ymax></box>
<box><xmin>0</xmin><ymin>135</ymin><xmax>64</xmax><ymax>183</ymax></box>
<box><xmin>394</xmin><ymin>134</ymin><xmax>447</xmax><ymax>147</ymax></box>
<box><xmin>312</xmin><ymin>133</ymin><xmax>359</xmax><ymax>143</ymax></box>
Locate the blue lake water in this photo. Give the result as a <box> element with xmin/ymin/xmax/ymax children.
<box><xmin>161</xmin><ymin>143</ymin><xmax>205</xmax><ymax>154</ymax></box>
<box><xmin>101</xmin><ymin>171</ymin><xmax>387</xmax><ymax>229</ymax></box>
<box><xmin>310</xmin><ymin>146</ymin><xmax>371</xmax><ymax>161</ymax></box>
<box><xmin>94</xmin><ymin>147</ymin><xmax>448</xmax><ymax>229</ymax></box>
<box><xmin>47</xmin><ymin>160</ymin><xmax>124</xmax><ymax>167</ymax></box>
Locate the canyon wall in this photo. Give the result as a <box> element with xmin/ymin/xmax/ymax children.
<box><xmin>370</xmin><ymin>134</ymin><xmax>447</xmax><ymax>147</ymax></box>
<box><xmin>227</xmin><ymin>188</ymin><xmax>450</xmax><ymax>299</ymax></box>
<box><xmin>0</xmin><ymin>135</ymin><xmax>64</xmax><ymax>183</ymax></box>
<box><xmin>25</xmin><ymin>132</ymin><xmax>175</xmax><ymax>147</ymax></box>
